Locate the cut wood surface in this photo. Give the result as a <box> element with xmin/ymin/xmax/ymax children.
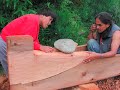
<box><xmin>7</xmin><ymin>35</ymin><xmax>120</xmax><ymax>90</ymax></box>
<box><xmin>0</xmin><ymin>75</ymin><xmax>9</xmax><ymax>90</ymax></box>
<box><xmin>79</xmin><ymin>83</ymin><xmax>100</xmax><ymax>90</ymax></box>
<box><xmin>0</xmin><ymin>75</ymin><xmax>7</xmax><ymax>87</ymax></box>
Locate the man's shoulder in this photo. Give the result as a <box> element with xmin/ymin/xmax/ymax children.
<box><xmin>20</xmin><ymin>14</ymin><xmax>38</xmax><ymax>19</ymax></box>
<box><xmin>17</xmin><ymin>14</ymin><xmax>39</xmax><ymax>23</ymax></box>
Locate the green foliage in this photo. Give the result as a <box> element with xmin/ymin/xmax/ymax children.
<box><xmin>0</xmin><ymin>0</ymin><xmax>36</xmax><ymax>30</ymax></box>
<box><xmin>39</xmin><ymin>0</ymin><xmax>120</xmax><ymax>46</ymax></box>
<box><xmin>78</xmin><ymin>0</ymin><xmax>120</xmax><ymax>25</ymax></box>
<box><xmin>0</xmin><ymin>0</ymin><xmax>120</xmax><ymax>46</ymax></box>
<box><xmin>39</xmin><ymin>0</ymin><xmax>87</xmax><ymax>46</ymax></box>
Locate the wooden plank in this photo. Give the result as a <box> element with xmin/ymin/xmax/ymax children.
<box><xmin>0</xmin><ymin>75</ymin><xmax>7</xmax><ymax>87</ymax></box>
<box><xmin>76</xmin><ymin>44</ymin><xmax>87</xmax><ymax>51</ymax></box>
<box><xmin>59</xmin><ymin>83</ymin><xmax>99</xmax><ymax>90</ymax></box>
<box><xmin>7</xmin><ymin>35</ymin><xmax>120</xmax><ymax>90</ymax></box>
<box><xmin>10</xmin><ymin>54</ymin><xmax>120</xmax><ymax>90</ymax></box>
<box><xmin>0</xmin><ymin>75</ymin><xmax>9</xmax><ymax>90</ymax></box>
<box><xmin>79</xmin><ymin>83</ymin><xmax>99</xmax><ymax>90</ymax></box>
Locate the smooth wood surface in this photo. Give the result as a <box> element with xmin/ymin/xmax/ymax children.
<box><xmin>7</xmin><ymin>35</ymin><xmax>120</xmax><ymax>90</ymax></box>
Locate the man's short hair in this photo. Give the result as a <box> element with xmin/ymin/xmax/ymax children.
<box><xmin>95</xmin><ymin>12</ymin><xmax>113</xmax><ymax>25</ymax></box>
<box><xmin>38</xmin><ymin>10</ymin><xmax>57</xmax><ymax>23</ymax></box>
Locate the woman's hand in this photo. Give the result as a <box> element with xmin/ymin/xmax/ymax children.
<box><xmin>82</xmin><ymin>51</ymin><xmax>101</xmax><ymax>63</ymax></box>
<box><xmin>90</xmin><ymin>24</ymin><xmax>97</xmax><ymax>32</ymax></box>
<box><xmin>88</xmin><ymin>24</ymin><xmax>97</xmax><ymax>39</ymax></box>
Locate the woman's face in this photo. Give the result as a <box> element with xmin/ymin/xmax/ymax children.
<box><xmin>95</xmin><ymin>18</ymin><xmax>110</xmax><ymax>33</ymax></box>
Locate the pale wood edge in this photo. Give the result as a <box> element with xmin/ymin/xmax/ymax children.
<box><xmin>76</xmin><ymin>44</ymin><xmax>87</xmax><ymax>51</ymax></box>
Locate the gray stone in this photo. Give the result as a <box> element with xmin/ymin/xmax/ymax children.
<box><xmin>54</xmin><ymin>39</ymin><xmax>78</xmax><ymax>53</ymax></box>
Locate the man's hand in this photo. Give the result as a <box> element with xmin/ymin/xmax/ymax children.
<box><xmin>40</xmin><ymin>45</ymin><xmax>56</xmax><ymax>53</ymax></box>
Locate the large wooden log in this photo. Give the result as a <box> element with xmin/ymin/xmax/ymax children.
<box><xmin>7</xmin><ymin>35</ymin><xmax>120</xmax><ymax>90</ymax></box>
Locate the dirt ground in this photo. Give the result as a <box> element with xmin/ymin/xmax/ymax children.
<box><xmin>0</xmin><ymin>75</ymin><xmax>9</xmax><ymax>90</ymax></box>
<box><xmin>0</xmin><ymin>75</ymin><xmax>120</xmax><ymax>90</ymax></box>
<box><xmin>96</xmin><ymin>75</ymin><xmax>120</xmax><ymax>90</ymax></box>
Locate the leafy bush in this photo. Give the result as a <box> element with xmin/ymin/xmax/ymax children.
<box><xmin>0</xmin><ymin>0</ymin><xmax>120</xmax><ymax>46</ymax></box>
<box><xmin>39</xmin><ymin>0</ymin><xmax>88</xmax><ymax>46</ymax></box>
<box><xmin>0</xmin><ymin>0</ymin><xmax>36</xmax><ymax>30</ymax></box>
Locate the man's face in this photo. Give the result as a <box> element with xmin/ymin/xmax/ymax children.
<box><xmin>42</xmin><ymin>16</ymin><xmax>53</xmax><ymax>29</ymax></box>
<box><xmin>95</xmin><ymin>18</ymin><xmax>110</xmax><ymax>33</ymax></box>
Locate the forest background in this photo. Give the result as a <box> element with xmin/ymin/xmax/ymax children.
<box><xmin>0</xmin><ymin>0</ymin><xmax>120</xmax><ymax>46</ymax></box>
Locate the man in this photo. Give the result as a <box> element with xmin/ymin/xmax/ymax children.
<box><xmin>0</xmin><ymin>10</ymin><xmax>57</xmax><ymax>75</ymax></box>
<box><xmin>83</xmin><ymin>12</ymin><xmax>120</xmax><ymax>63</ymax></box>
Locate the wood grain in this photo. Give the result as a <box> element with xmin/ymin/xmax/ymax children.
<box><xmin>7</xmin><ymin>35</ymin><xmax>120</xmax><ymax>90</ymax></box>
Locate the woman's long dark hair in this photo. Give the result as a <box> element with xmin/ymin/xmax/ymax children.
<box><xmin>95</xmin><ymin>12</ymin><xmax>113</xmax><ymax>25</ymax></box>
<box><xmin>95</xmin><ymin>12</ymin><xmax>113</xmax><ymax>39</ymax></box>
